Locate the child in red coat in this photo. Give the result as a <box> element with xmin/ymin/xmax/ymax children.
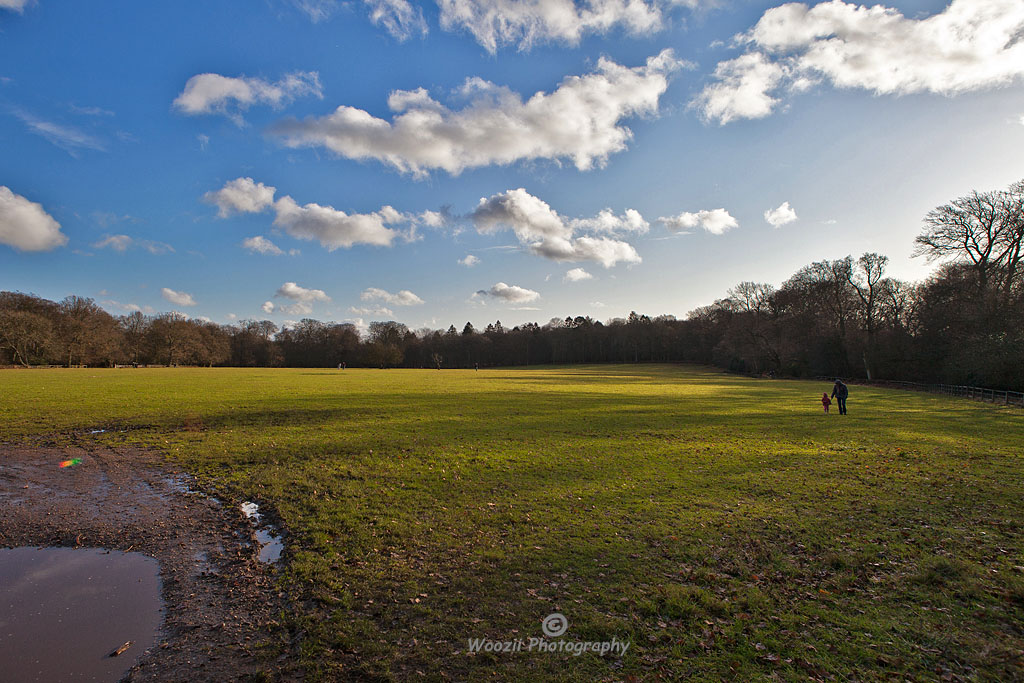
<box><xmin>821</xmin><ymin>392</ymin><xmax>832</xmax><ymax>413</ymax></box>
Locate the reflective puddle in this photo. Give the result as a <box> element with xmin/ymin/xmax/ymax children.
<box><xmin>0</xmin><ymin>547</ymin><xmax>162</xmax><ymax>682</ymax></box>
<box><xmin>240</xmin><ymin>502</ymin><xmax>284</xmax><ymax>564</ymax></box>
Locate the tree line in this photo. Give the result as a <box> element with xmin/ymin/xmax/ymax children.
<box><xmin>2</xmin><ymin>180</ymin><xmax>1022</xmax><ymax>389</ymax></box>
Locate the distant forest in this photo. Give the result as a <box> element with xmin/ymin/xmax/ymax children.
<box><xmin>3</xmin><ymin>180</ymin><xmax>1023</xmax><ymax>389</ymax></box>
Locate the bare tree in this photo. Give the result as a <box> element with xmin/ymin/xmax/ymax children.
<box><xmin>914</xmin><ymin>180</ymin><xmax>1024</xmax><ymax>295</ymax></box>
<box><xmin>0</xmin><ymin>309</ymin><xmax>54</xmax><ymax>366</ymax></box>
<box><xmin>846</xmin><ymin>253</ymin><xmax>888</xmax><ymax>378</ymax></box>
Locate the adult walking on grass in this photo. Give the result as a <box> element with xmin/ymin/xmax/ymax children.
<box><xmin>831</xmin><ymin>379</ymin><xmax>849</xmax><ymax>415</ymax></box>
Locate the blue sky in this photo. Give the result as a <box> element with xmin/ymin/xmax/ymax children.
<box><xmin>2</xmin><ymin>0</ymin><xmax>1022</xmax><ymax>331</ymax></box>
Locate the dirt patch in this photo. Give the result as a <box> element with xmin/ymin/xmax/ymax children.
<box><xmin>0</xmin><ymin>442</ymin><xmax>299</xmax><ymax>681</ymax></box>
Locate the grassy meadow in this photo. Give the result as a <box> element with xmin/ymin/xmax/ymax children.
<box><xmin>2</xmin><ymin>365</ymin><xmax>1023</xmax><ymax>681</ymax></box>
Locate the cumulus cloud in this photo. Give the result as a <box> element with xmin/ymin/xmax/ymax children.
<box><xmin>693</xmin><ymin>53</ymin><xmax>787</xmax><ymax>125</ymax></box>
<box><xmin>205</xmin><ymin>177</ymin><xmax>404</xmax><ymax>250</ymax></box>
<box><xmin>569</xmin><ymin>207</ymin><xmax>649</xmax><ymax>234</ymax></box>
<box><xmin>529</xmin><ymin>235</ymin><xmax>641</xmax><ymax>267</ymax></box>
<box><xmin>242</xmin><ymin>235</ymin><xmax>285</xmax><ymax>255</ymax></box>
<box><xmin>273</xmin><ymin>197</ymin><xmax>401</xmax><ymax>250</ymax></box>
<box><xmin>161</xmin><ymin>287</ymin><xmax>197</xmax><ymax>307</ymax></box>
<box><xmin>475</xmin><ymin>282</ymin><xmax>540</xmax><ymax>303</ymax></box>
<box><xmin>204</xmin><ymin>177</ymin><xmax>278</xmax><ymax>217</ymax></box>
<box><xmin>764</xmin><ymin>201</ymin><xmax>798</xmax><ymax>227</ymax></box>
<box><xmin>564</xmin><ymin>267</ymin><xmax>594</xmax><ymax>282</ymax></box>
<box><xmin>695</xmin><ymin>0</ymin><xmax>1024</xmax><ymax>124</ymax></box>
<box><xmin>173</xmin><ymin>71</ymin><xmax>322</xmax><ymax>123</ymax></box>
<box><xmin>361</xmin><ymin>287</ymin><xmax>425</xmax><ymax>306</ymax></box>
<box><xmin>436</xmin><ymin>0</ymin><xmax>670</xmax><ymax>52</ymax></box>
<box><xmin>262</xmin><ymin>301</ymin><xmax>275</xmax><ymax>314</ymax></box>
<box><xmin>658</xmin><ymin>208</ymin><xmax>738</xmax><ymax>234</ymax></box>
<box><xmin>0</xmin><ymin>186</ymin><xmax>68</xmax><ymax>252</ymax></box>
<box><xmin>93</xmin><ymin>234</ymin><xmax>174</xmax><ymax>254</ymax></box>
<box><xmin>269</xmin><ymin>50</ymin><xmax>682</xmax><ymax>176</ymax></box>
<box><xmin>366</xmin><ymin>0</ymin><xmax>428</xmax><ymax>40</ymax></box>
<box><xmin>470</xmin><ymin>188</ymin><xmax>642</xmax><ymax>267</ymax></box>
<box><xmin>276</xmin><ymin>282</ymin><xmax>331</xmax><ymax>302</ymax></box>
<box><xmin>419</xmin><ymin>210</ymin><xmax>448</xmax><ymax>228</ymax></box>
<box><xmin>459</xmin><ymin>254</ymin><xmax>480</xmax><ymax>267</ymax></box>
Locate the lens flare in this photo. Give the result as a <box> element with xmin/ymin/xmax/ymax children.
<box><xmin>59</xmin><ymin>458</ymin><xmax>82</xmax><ymax>468</ymax></box>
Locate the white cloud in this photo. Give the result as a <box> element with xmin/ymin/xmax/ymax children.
<box><xmin>530</xmin><ymin>235</ymin><xmax>641</xmax><ymax>268</ymax></box>
<box><xmin>269</xmin><ymin>50</ymin><xmax>682</xmax><ymax>176</ymax></box>
<box><xmin>161</xmin><ymin>287</ymin><xmax>197</xmax><ymax>307</ymax></box>
<box><xmin>470</xmin><ymin>188</ymin><xmax>642</xmax><ymax>268</ymax></box>
<box><xmin>366</xmin><ymin>0</ymin><xmax>428</xmax><ymax>40</ymax></box>
<box><xmin>242</xmin><ymin>235</ymin><xmax>285</xmax><ymax>255</ymax></box>
<box><xmin>0</xmin><ymin>0</ymin><xmax>30</xmax><ymax>12</ymax></box>
<box><xmin>458</xmin><ymin>254</ymin><xmax>480</xmax><ymax>267</ymax></box>
<box><xmin>658</xmin><ymin>208</ymin><xmax>738</xmax><ymax>234</ymax></box>
<box><xmin>70</xmin><ymin>104</ymin><xmax>115</xmax><ymax>117</ymax></box>
<box><xmin>361</xmin><ymin>287</ymin><xmax>425</xmax><ymax>305</ymax></box>
<box><xmin>590</xmin><ymin>301</ymin><xmax>607</xmax><ymax>308</ymax></box>
<box><xmin>13</xmin><ymin>109</ymin><xmax>105</xmax><ymax>155</ymax></box>
<box><xmin>272</xmin><ymin>197</ymin><xmax>401</xmax><ymax>250</ymax></box>
<box><xmin>349</xmin><ymin>305</ymin><xmax>395</xmax><ymax>317</ymax></box>
<box><xmin>173</xmin><ymin>71</ymin><xmax>322</xmax><ymax>123</ymax></box>
<box><xmin>204</xmin><ymin>177</ymin><xmax>278</xmax><ymax>217</ymax></box>
<box><xmin>764</xmin><ymin>201</ymin><xmax>798</xmax><ymax>228</ymax></box>
<box><xmin>294</xmin><ymin>0</ymin><xmax>340</xmax><ymax>22</ymax></box>
<box><xmin>0</xmin><ymin>186</ymin><xmax>68</xmax><ymax>252</ymax></box>
<box><xmin>564</xmin><ymin>267</ymin><xmax>594</xmax><ymax>282</ymax></box>
<box><xmin>436</xmin><ymin>0</ymin><xmax>674</xmax><ymax>53</ymax></box>
<box><xmin>344</xmin><ymin>317</ymin><xmax>369</xmax><ymax>334</ymax></box>
<box><xmin>569</xmin><ymin>207</ymin><xmax>649</xmax><ymax>234</ymax></box>
<box><xmin>101</xmin><ymin>300</ymin><xmax>155</xmax><ymax>314</ymax></box>
<box><xmin>262</xmin><ymin>301</ymin><xmax>275</xmax><ymax>314</ymax></box>
<box><xmin>197</xmin><ymin>134</ymin><xmax>210</xmax><ymax>151</ymax></box>
<box><xmin>693</xmin><ymin>53</ymin><xmax>787</xmax><ymax>125</ymax></box>
<box><xmin>475</xmin><ymin>282</ymin><xmax>540</xmax><ymax>303</ymax></box>
<box><xmin>93</xmin><ymin>234</ymin><xmax>174</xmax><ymax>254</ymax></box>
<box><xmin>276</xmin><ymin>282</ymin><xmax>331</xmax><ymax>302</ymax></box>
<box><xmin>278</xmin><ymin>302</ymin><xmax>314</xmax><ymax>316</ymax></box>
<box><xmin>419</xmin><ymin>209</ymin><xmax>448</xmax><ymax>228</ymax></box>
<box><xmin>205</xmin><ymin>177</ymin><xmax>403</xmax><ymax>250</ymax></box>
<box><xmin>696</xmin><ymin>0</ymin><xmax>1024</xmax><ymax>124</ymax></box>
<box><xmin>473</xmin><ymin>188</ymin><xmax>567</xmax><ymax>241</ymax></box>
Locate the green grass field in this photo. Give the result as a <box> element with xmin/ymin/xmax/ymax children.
<box><xmin>2</xmin><ymin>365</ymin><xmax>1023</xmax><ymax>681</ymax></box>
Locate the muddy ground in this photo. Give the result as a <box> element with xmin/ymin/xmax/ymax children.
<box><xmin>0</xmin><ymin>438</ymin><xmax>300</xmax><ymax>682</ymax></box>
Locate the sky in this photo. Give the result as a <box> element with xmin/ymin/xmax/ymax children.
<box><xmin>1</xmin><ymin>0</ymin><xmax>1023</xmax><ymax>332</ymax></box>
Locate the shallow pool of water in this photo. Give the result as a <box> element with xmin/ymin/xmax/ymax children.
<box><xmin>0</xmin><ymin>546</ymin><xmax>163</xmax><ymax>682</ymax></box>
<box><xmin>240</xmin><ymin>501</ymin><xmax>284</xmax><ymax>563</ymax></box>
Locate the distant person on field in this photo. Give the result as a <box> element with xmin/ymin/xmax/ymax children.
<box><xmin>831</xmin><ymin>379</ymin><xmax>849</xmax><ymax>415</ymax></box>
<box><xmin>821</xmin><ymin>392</ymin><xmax>832</xmax><ymax>413</ymax></box>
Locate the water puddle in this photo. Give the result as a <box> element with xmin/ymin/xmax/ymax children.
<box><xmin>162</xmin><ymin>475</ymin><xmax>221</xmax><ymax>506</ymax></box>
<box><xmin>0</xmin><ymin>546</ymin><xmax>163</xmax><ymax>682</ymax></box>
<box><xmin>240</xmin><ymin>502</ymin><xmax>284</xmax><ymax>564</ymax></box>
